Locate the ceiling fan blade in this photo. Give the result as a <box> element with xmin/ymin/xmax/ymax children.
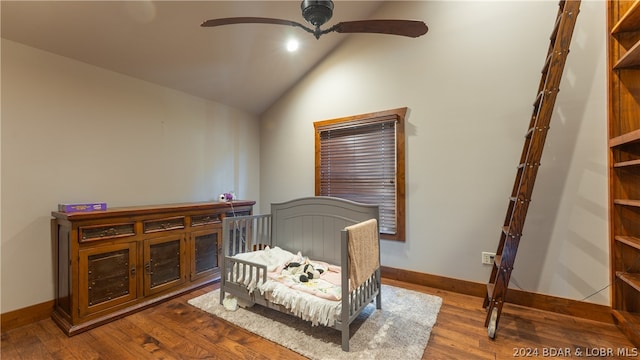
<box><xmin>201</xmin><ymin>17</ymin><xmax>315</xmax><ymax>35</ymax></box>
<box><xmin>327</xmin><ymin>20</ymin><xmax>428</xmax><ymax>38</ymax></box>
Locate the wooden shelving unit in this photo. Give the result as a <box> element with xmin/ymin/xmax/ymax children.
<box><xmin>608</xmin><ymin>0</ymin><xmax>640</xmax><ymax>347</ymax></box>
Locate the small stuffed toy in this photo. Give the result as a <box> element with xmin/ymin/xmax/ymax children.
<box><xmin>218</xmin><ymin>192</ymin><xmax>234</xmax><ymax>202</ymax></box>
<box><xmin>223</xmin><ymin>295</ymin><xmax>238</xmax><ymax>311</ymax></box>
<box><xmin>283</xmin><ymin>261</ymin><xmax>324</xmax><ymax>282</ymax></box>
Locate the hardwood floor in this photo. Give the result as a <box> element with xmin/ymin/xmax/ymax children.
<box><xmin>1</xmin><ymin>278</ymin><xmax>636</xmax><ymax>359</ymax></box>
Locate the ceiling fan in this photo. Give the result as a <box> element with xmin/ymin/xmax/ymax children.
<box><xmin>201</xmin><ymin>0</ymin><xmax>428</xmax><ymax>40</ymax></box>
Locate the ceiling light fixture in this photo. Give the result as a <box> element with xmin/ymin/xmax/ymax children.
<box><xmin>286</xmin><ymin>38</ymin><xmax>299</xmax><ymax>52</ymax></box>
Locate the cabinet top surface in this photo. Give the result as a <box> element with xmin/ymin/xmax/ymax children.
<box><xmin>51</xmin><ymin>200</ymin><xmax>255</xmax><ymax>220</ymax></box>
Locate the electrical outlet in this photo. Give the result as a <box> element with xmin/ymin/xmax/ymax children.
<box><xmin>482</xmin><ymin>252</ymin><xmax>496</xmax><ymax>265</ymax></box>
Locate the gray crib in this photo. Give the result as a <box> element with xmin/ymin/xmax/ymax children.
<box><xmin>220</xmin><ymin>196</ymin><xmax>382</xmax><ymax>351</ymax></box>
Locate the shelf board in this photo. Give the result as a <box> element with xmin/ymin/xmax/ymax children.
<box><xmin>610</xmin><ymin>129</ymin><xmax>640</xmax><ymax>147</ymax></box>
<box><xmin>616</xmin><ymin>235</ymin><xmax>640</xmax><ymax>250</ymax></box>
<box><xmin>617</xmin><ymin>271</ymin><xmax>640</xmax><ymax>292</ymax></box>
<box><xmin>612</xmin><ymin>0</ymin><xmax>640</xmax><ymax>34</ymax></box>
<box><xmin>612</xmin><ymin>310</ymin><xmax>640</xmax><ymax>347</ymax></box>
<box><xmin>614</xmin><ymin>199</ymin><xmax>640</xmax><ymax>207</ymax></box>
<box><xmin>614</xmin><ymin>40</ymin><xmax>640</xmax><ymax>69</ymax></box>
<box><xmin>614</xmin><ymin>159</ymin><xmax>640</xmax><ymax>168</ymax></box>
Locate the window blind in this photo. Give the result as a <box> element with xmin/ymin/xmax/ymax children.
<box><xmin>317</xmin><ymin>115</ymin><xmax>397</xmax><ymax>234</ymax></box>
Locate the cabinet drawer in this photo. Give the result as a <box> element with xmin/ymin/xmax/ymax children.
<box><xmin>143</xmin><ymin>217</ymin><xmax>185</xmax><ymax>233</ymax></box>
<box><xmin>80</xmin><ymin>223</ymin><xmax>136</xmax><ymax>242</ymax></box>
<box><xmin>225</xmin><ymin>205</ymin><xmax>253</xmax><ymax>218</ymax></box>
<box><xmin>191</xmin><ymin>213</ymin><xmax>222</xmax><ymax>227</ymax></box>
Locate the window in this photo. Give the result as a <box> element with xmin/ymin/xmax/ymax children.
<box><xmin>314</xmin><ymin>108</ymin><xmax>406</xmax><ymax>241</ymax></box>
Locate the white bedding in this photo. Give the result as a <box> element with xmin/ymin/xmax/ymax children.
<box><xmin>225</xmin><ymin>246</ymin><xmax>344</xmax><ymax>326</ymax></box>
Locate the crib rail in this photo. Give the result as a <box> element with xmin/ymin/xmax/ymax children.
<box><xmin>225</xmin><ymin>257</ymin><xmax>268</xmax><ymax>284</ymax></box>
<box><xmin>347</xmin><ymin>270</ymin><xmax>381</xmax><ymax>318</ymax></box>
<box><xmin>223</xmin><ymin>256</ymin><xmax>268</xmax><ymax>293</ymax></box>
<box><xmin>222</xmin><ymin>214</ymin><xmax>272</xmax><ymax>256</ymax></box>
<box><xmin>338</xmin><ymin>227</ymin><xmax>382</xmax><ymax>351</ymax></box>
<box><xmin>220</xmin><ymin>256</ymin><xmax>269</xmax><ymax>305</ymax></box>
<box><xmin>220</xmin><ymin>214</ymin><xmax>272</xmax><ymax>305</ymax></box>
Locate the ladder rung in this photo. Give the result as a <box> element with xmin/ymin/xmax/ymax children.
<box><xmin>518</xmin><ymin>163</ymin><xmax>540</xmax><ymax>169</ymax></box>
<box><xmin>533</xmin><ymin>90</ymin><xmax>544</xmax><ymax>108</ymax></box>
<box><xmin>550</xmin><ymin>11</ymin><xmax>562</xmax><ymax>41</ymax></box>
<box><xmin>502</xmin><ymin>226</ymin><xmax>523</xmax><ymax>238</ymax></box>
<box><xmin>542</xmin><ymin>52</ymin><xmax>552</xmax><ymax>74</ymax></box>
<box><xmin>509</xmin><ymin>196</ymin><xmax>531</xmax><ymax>204</ymax></box>
<box><xmin>487</xmin><ymin>283</ymin><xmax>495</xmax><ymax>297</ymax></box>
<box><xmin>558</xmin><ymin>0</ymin><xmax>566</xmax><ymax>11</ymax></box>
<box><xmin>525</xmin><ymin>126</ymin><xmax>551</xmax><ymax>138</ymax></box>
<box><xmin>525</xmin><ymin>127</ymin><xmax>535</xmax><ymax>138</ymax></box>
<box><xmin>518</xmin><ymin>162</ymin><xmax>541</xmax><ymax>169</ymax></box>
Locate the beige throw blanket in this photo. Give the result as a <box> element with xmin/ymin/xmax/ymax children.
<box><xmin>346</xmin><ymin>219</ymin><xmax>379</xmax><ymax>288</ymax></box>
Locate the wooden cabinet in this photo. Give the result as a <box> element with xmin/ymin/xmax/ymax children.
<box><xmin>51</xmin><ymin>200</ymin><xmax>254</xmax><ymax>335</ymax></box>
<box><xmin>608</xmin><ymin>0</ymin><xmax>640</xmax><ymax>347</ymax></box>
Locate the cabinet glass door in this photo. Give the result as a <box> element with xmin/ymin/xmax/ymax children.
<box><xmin>143</xmin><ymin>235</ymin><xmax>187</xmax><ymax>296</ymax></box>
<box><xmin>79</xmin><ymin>242</ymin><xmax>137</xmax><ymax>317</ymax></box>
<box><xmin>190</xmin><ymin>228</ymin><xmax>222</xmax><ymax>281</ymax></box>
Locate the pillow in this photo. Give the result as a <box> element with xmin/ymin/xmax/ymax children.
<box><xmin>232</xmin><ymin>246</ymin><xmax>298</xmax><ymax>272</ymax></box>
<box><xmin>262</xmin><ymin>246</ymin><xmax>298</xmax><ymax>271</ymax></box>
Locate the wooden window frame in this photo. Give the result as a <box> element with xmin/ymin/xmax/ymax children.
<box><xmin>314</xmin><ymin>107</ymin><xmax>406</xmax><ymax>241</ymax></box>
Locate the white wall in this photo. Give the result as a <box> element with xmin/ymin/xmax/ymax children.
<box><xmin>261</xmin><ymin>1</ymin><xmax>608</xmax><ymax>304</ymax></box>
<box><xmin>0</xmin><ymin>39</ymin><xmax>261</xmax><ymax>313</ymax></box>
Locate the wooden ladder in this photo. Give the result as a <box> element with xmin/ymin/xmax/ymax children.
<box><xmin>483</xmin><ymin>0</ymin><xmax>581</xmax><ymax>339</ymax></box>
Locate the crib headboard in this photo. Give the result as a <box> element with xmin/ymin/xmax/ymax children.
<box><xmin>270</xmin><ymin>196</ymin><xmax>379</xmax><ymax>265</ymax></box>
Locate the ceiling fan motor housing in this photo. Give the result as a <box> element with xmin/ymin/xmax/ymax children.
<box><xmin>301</xmin><ymin>0</ymin><xmax>334</xmax><ymax>27</ymax></box>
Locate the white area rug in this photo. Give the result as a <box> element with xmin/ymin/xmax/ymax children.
<box><xmin>188</xmin><ymin>285</ymin><xmax>442</xmax><ymax>360</ymax></box>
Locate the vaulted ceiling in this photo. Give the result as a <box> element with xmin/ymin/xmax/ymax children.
<box><xmin>1</xmin><ymin>1</ymin><xmax>387</xmax><ymax>115</ymax></box>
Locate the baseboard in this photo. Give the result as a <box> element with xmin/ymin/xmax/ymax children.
<box><xmin>381</xmin><ymin>266</ymin><xmax>614</xmax><ymax>324</ymax></box>
<box><xmin>1</xmin><ymin>267</ymin><xmax>614</xmax><ymax>333</ymax></box>
<box><xmin>1</xmin><ymin>300</ymin><xmax>54</xmax><ymax>332</ymax></box>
